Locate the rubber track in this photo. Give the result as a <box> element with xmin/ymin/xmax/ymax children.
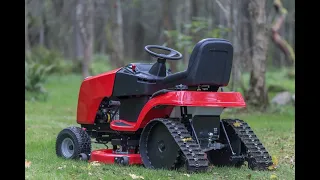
<box><xmin>222</xmin><ymin>119</ymin><xmax>273</xmax><ymax>170</ymax></box>
<box><xmin>154</xmin><ymin>118</ymin><xmax>208</xmax><ymax>172</ymax></box>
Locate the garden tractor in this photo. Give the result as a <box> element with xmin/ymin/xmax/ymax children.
<box><xmin>55</xmin><ymin>38</ymin><xmax>274</xmax><ymax>172</ymax></box>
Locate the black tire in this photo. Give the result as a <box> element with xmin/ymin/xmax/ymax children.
<box><xmin>56</xmin><ymin>127</ymin><xmax>91</xmax><ymax>160</ymax></box>
<box><xmin>118</xmin><ymin>156</ymin><xmax>129</xmax><ymax>166</ymax></box>
<box><xmin>206</xmin><ymin>121</ymin><xmax>245</xmax><ymax>167</ymax></box>
<box><xmin>79</xmin><ymin>153</ymin><xmax>89</xmax><ymax>161</ymax></box>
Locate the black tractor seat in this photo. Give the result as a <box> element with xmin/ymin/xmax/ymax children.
<box><xmin>163</xmin><ymin>38</ymin><xmax>233</xmax><ymax>89</ymax></box>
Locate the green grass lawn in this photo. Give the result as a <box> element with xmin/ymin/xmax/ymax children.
<box><xmin>25</xmin><ymin>74</ymin><xmax>295</xmax><ymax>180</ymax></box>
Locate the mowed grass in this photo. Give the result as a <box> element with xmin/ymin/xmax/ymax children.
<box><xmin>25</xmin><ymin>74</ymin><xmax>295</xmax><ymax>180</ymax></box>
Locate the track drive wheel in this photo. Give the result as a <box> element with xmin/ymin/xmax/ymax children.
<box><xmin>139</xmin><ymin>120</ymin><xmax>181</xmax><ymax>170</ymax></box>
<box><xmin>56</xmin><ymin>127</ymin><xmax>91</xmax><ymax>160</ymax></box>
<box><xmin>206</xmin><ymin>121</ymin><xmax>245</xmax><ymax>167</ymax></box>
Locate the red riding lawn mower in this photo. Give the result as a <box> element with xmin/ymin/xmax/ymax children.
<box><xmin>55</xmin><ymin>38</ymin><xmax>274</xmax><ymax>172</ymax></box>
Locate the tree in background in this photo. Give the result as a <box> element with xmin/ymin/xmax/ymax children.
<box><xmin>109</xmin><ymin>0</ymin><xmax>125</xmax><ymax>68</ymax></box>
<box><xmin>271</xmin><ymin>0</ymin><xmax>295</xmax><ymax>64</ymax></box>
<box><xmin>25</xmin><ymin>0</ymin><xmax>30</xmax><ymax>53</ymax></box>
<box><xmin>162</xmin><ymin>0</ymin><xmax>178</xmax><ymax>72</ymax></box>
<box><xmin>245</xmin><ymin>0</ymin><xmax>269</xmax><ymax>109</ymax></box>
<box><xmin>76</xmin><ymin>0</ymin><xmax>94</xmax><ymax>78</ymax></box>
<box><xmin>73</xmin><ymin>0</ymin><xmax>84</xmax><ymax>66</ymax></box>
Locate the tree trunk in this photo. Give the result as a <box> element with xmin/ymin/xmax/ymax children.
<box><xmin>271</xmin><ymin>0</ymin><xmax>295</xmax><ymax>64</ymax></box>
<box><xmin>191</xmin><ymin>0</ymin><xmax>198</xmax><ymax>17</ymax></box>
<box><xmin>245</xmin><ymin>0</ymin><xmax>269</xmax><ymax>110</ymax></box>
<box><xmin>76</xmin><ymin>0</ymin><xmax>94</xmax><ymax>78</ymax></box>
<box><xmin>39</xmin><ymin>15</ymin><xmax>45</xmax><ymax>46</ymax></box>
<box><xmin>162</xmin><ymin>0</ymin><xmax>177</xmax><ymax>72</ymax></box>
<box><xmin>230</xmin><ymin>0</ymin><xmax>242</xmax><ymax>91</ymax></box>
<box><xmin>183</xmin><ymin>0</ymin><xmax>191</xmax><ymax>65</ymax></box>
<box><xmin>100</xmin><ymin>37</ymin><xmax>106</xmax><ymax>54</ymax></box>
<box><xmin>207</xmin><ymin>0</ymin><xmax>214</xmax><ymax>31</ymax></box>
<box><xmin>25</xmin><ymin>0</ymin><xmax>30</xmax><ymax>52</ymax></box>
<box><xmin>73</xmin><ymin>2</ymin><xmax>84</xmax><ymax>62</ymax></box>
<box><xmin>175</xmin><ymin>3</ymin><xmax>182</xmax><ymax>33</ymax></box>
<box><xmin>84</xmin><ymin>0</ymin><xmax>94</xmax><ymax>78</ymax></box>
<box><xmin>83</xmin><ymin>41</ymin><xmax>93</xmax><ymax>77</ymax></box>
<box><xmin>109</xmin><ymin>0</ymin><xmax>125</xmax><ymax>68</ymax></box>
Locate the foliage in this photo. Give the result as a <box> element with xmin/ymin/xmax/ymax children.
<box><xmin>164</xmin><ymin>19</ymin><xmax>231</xmax><ymax>56</ymax></box>
<box><xmin>268</xmin><ymin>84</ymin><xmax>288</xmax><ymax>93</ymax></box>
<box><xmin>69</xmin><ymin>60</ymin><xmax>83</xmax><ymax>74</ymax></box>
<box><xmin>206</xmin><ymin>26</ymin><xmax>231</xmax><ymax>39</ymax></box>
<box><xmin>188</xmin><ymin>18</ymin><xmax>208</xmax><ymax>34</ymax></box>
<box><xmin>25</xmin><ymin>46</ymin><xmax>73</xmax><ymax>75</ymax></box>
<box><xmin>163</xmin><ymin>30</ymin><xmax>193</xmax><ymax>53</ymax></box>
<box><xmin>70</xmin><ymin>54</ymin><xmax>112</xmax><ymax>76</ymax></box>
<box><xmin>223</xmin><ymin>67</ymin><xmax>294</xmax><ymax>113</ymax></box>
<box><xmin>91</xmin><ymin>54</ymin><xmax>112</xmax><ymax>75</ymax></box>
<box><xmin>25</xmin><ymin>46</ymin><xmax>77</xmax><ymax>101</ymax></box>
<box><xmin>163</xmin><ymin>19</ymin><xmax>232</xmax><ymax>72</ymax></box>
<box><xmin>240</xmin><ymin>67</ymin><xmax>295</xmax><ymax>96</ymax></box>
<box><xmin>25</xmin><ymin>60</ymin><xmax>53</xmax><ymax>101</ymax></box>
<box><xmin>286</xmin><ymin>69</ymin><xmax>295</xmax><ymax>79</ymax></box>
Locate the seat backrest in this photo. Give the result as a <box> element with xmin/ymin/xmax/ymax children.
<box><xmin>184</xmin><ymin>38</ymin><xmax>233</xmax><ymax>87</ymax></box>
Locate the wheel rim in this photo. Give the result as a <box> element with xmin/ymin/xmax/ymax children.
<box><xmin>157</xmin><ymin>140</ymin><xmax>166</xmax><ymax>152</ymax></box>
<box><xmin>61</xmin><ymin>138</ymin><xmax>75</xmax><ymax>158</ymax></box>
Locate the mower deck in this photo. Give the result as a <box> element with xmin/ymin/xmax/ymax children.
<box><xmin>89</xmin><ymin>149</ymin><xmax>143</xmax><ymax>165</ymax></box>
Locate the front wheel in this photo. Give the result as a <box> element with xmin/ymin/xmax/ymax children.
<box><xmin>56</xmin><ymin>127</ymin><xmax>91</xmax><ymax>160</ymax></box>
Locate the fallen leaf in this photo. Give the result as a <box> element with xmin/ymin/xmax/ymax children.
<box><xmin>268</xmin><ymin>165</ymin><xmax>276</xmax><ymax>170</ymax></box>
<box><xmin>270</xmin><ymin>174</ymin><xmax>278</xmax><ymax>179</ymax></box>
<box><xmin>233</xmin><ymin>122</ymin><xmax>241</xmax><ymax>127</ymax></box>
<box><xmin>247</xmin><ymin>174</ymin><xmax>252</xmax><ymax>179</ymax></box>
<box><xmin>183</xmin><ymin>174</ymin><xmax>190</xmax><ymax>177</ymax></box>
<box><xmin>88</xmin><ymin>172</ymin><xmax>92</xmax><ymax>176</ymax></box>
<box><xmin>268</xmin><ymin>156</ymin><xmax>279</xmax><ymax>170</ymax></box>
<box><xmin>129</xmin><ymin>173</ymin><xmax>144</xmax><ymax>179</ymax></box>
<box><xmin>91</xmin><ymin>161</ymin><xmax>101</xmax><ymax>166</ymax></box>
<box><xmin>182</xmin><ymin>137</ymin><xmax>193</xmax><ymax>142</ymax></box>
<box><xmin>25</xmin><ymin>160</ymin><xmax>31</xmax><ymax>168</ymax></box>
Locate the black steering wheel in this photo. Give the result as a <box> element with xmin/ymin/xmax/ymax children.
<box><xmin>144</xmin><ymin>45</ymin><xmax>183</xmax><ymax>60</ymax></box>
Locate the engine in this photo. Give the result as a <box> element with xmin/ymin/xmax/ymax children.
<box><xmin>95</xmin><ymin>98</ymin><xmax>120</xmax><ymax>123</ymax></box>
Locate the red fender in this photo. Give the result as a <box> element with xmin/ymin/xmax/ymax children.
<box><xmin>110</xmin><ymin>91</ymin><xmax>246</xmax><ymax>131</ymax></box>
<box><xmin>77</xmin><ymin>68</ymin><xmax>121</xmax><ymax>124</ymax></box>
